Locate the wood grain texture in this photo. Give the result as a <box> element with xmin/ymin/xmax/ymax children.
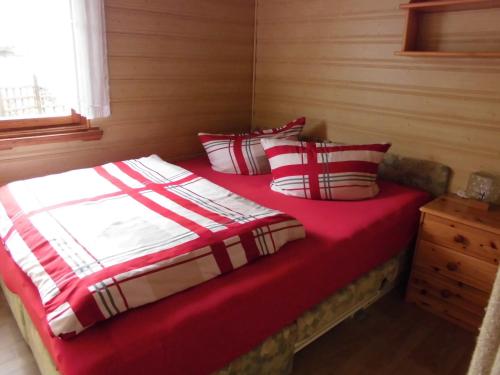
<box><xmin>407</xmin><ymin>282</ymin><xmax>483</xmax><ymax>330</ymax></box>
<box><xmin>0</xmin><ymin>0</ymin><xmax>255</xmax><ymax>185</ymax></box>
<box><xmin>252</xmin><ymin>0</ymin><xmax>500</xmax><ymax>192</ymax></box>
<box><xmin>293</xmin><ymin>289</ymin><xmax>476</xmax><ymax>375</ymax></box>
<box><xmin>409</xmin><ymin>268</ymin><xmax>490</xmax><ymax>315</ymax></box>
<box><xmin>421</xmin><ymin>194</ymin><xmax>500</xmax><ymax>235</ymax></box>
<box><xmin>407</xmin><ymin>196</ymin><xmax>499</xmax><ymax>331</ymax></box>
<box><xmin>415</xmin><ymin>240</ymin><xmax>497</xmax><ymax>292</ymax></box>
<box><xmin>401</xmin><ymin>0</ymin><xmax>500</xmax><ymax>13</ymax></box>
<box><xmin>421</xmin><ymin>214</ymin><xmax>500</xmax><ymax>265</ymax></box>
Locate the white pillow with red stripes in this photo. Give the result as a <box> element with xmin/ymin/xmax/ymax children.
<box><xmin>198</xmin><ymin>117</ymin><xmax>306</xmax><ymax>175</ymax></box>
<box><xmin>260</xmin><ymin>138</ymin><xmax>391</xmax><ymax>200</ymax></box>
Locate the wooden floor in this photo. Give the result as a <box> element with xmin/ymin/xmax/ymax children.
<box><xmin>293</xmin><ymin>289</ymin><xmax>477</xmax><ymax>375</ymax></box>
<box><xmin>0</xmin><ymin>292</ymin><xmax>38</xmax><ymax>375</ymax></box>
<box><xmin>0</xmin><ymin>289</ymin><xmax>476</xmax><ymax>375</ymax></box>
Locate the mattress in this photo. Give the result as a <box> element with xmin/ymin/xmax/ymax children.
<box><xmin>0</xmin><ymin>250</ymin><xmax>405</xmax><ymax>375</ymax></box>
<box><xmin>0</xmin><ymin>156</ymin><xmax>430</xmax><ymax>375</ymax></box>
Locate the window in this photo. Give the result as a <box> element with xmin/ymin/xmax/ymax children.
<box><xmin>0</xmin><ymin>0</ymin><xmax>109</xmax><ymax>149</ymax></box>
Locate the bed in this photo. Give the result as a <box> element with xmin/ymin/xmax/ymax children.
<box><xmin>0</xmin><ymin>155</ymin><xmax>450</xmax><ymax>375</ymax></box>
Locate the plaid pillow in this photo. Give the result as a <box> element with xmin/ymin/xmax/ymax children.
<box><xmin>199</xmin><ymin>117</ymin><xmax>305</xmax><ymax>175</ymax></box>
<box><xmin>261</xmin><ymin>138</ymin><xmax>391</xmax><ymax>200</ymax></box>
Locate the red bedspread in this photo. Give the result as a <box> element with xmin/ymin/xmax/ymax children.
<box><xmin>0</xmin><ymin>155</ymin><xmax>304</xmax><ymax>338</ymax></box>
<box><xmin>0</xmin><ymin>157</ymin><xmax>430</xmax><ymax>375</ymax></box>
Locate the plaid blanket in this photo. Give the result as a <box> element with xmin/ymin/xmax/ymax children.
<box><xmin>0</xmin><ymin>155</ymin><xmax>305</xmax><ymax>337</ymax></box>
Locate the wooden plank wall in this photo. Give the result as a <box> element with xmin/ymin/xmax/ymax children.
<box><xmin>0</xmin><ymin>0</ymin><xmax>255</xmax><ymax>185</ymax></box>
<box><xmin>252</xmin><ymin>0</ymin><xmax>500</xmax><ymax>192</ymax></box>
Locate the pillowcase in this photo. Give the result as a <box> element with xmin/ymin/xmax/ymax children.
<box><xmin>199</xmin><ymin>117</ymin><xmax>305</xmax><ymax>175</ymax></box>
<box><xmin>260</xmin><ymin>138</ymin><xmax>391</xmax><ymax>200</ymax></box>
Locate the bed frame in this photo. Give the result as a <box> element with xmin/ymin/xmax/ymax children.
<box><xmin>0</xmin><ymin>154</ymin><xmax>451</xmax><ymax>375</ymax></box>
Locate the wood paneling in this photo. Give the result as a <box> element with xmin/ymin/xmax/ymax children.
<box><xmin>2</xmin><ymin>0</ymin><xmax>499</xmax><ymax>192</ymax></box>
<box><xmin>253</xmin><ymin>0</ymin><xmax>500</xmax><ymax>192</ymax></box>
<box><xmin>0</xmin><ymin>0</ymin><xmax>255</xmax><ymax>185</ymax></box>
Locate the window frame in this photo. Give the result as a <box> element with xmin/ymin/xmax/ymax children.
<box><xmin>0</xmin><ymin>109</ymin><xmax>103</xmax><ymax>150</ymax></box>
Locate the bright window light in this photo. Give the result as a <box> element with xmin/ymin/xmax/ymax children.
<box><xmin>0</xmin><ymin>0</ymin><xmax>77</xmax><ymax>119</ymax></box>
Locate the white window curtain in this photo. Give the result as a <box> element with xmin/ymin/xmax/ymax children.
<box><xmin>467</xmin><ymin>268</ymin><xmax>500</xmax><ymax>375</ymax></box>
<box><xmin>70</xmin><ymin>0</ymin><xmax>110</xmax><ymax>119</ymax></box>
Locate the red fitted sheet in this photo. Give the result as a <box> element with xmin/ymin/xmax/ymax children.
<box><xmin>0</xmin><ymin>157</ymin><xmax>430</xmax><ymax>375</ymax></box>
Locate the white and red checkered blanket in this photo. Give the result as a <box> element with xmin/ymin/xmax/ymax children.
<box><xmin>0</xmin><ymin>155</ymin><xmax>305</xmax><ymax>337</ymax></box>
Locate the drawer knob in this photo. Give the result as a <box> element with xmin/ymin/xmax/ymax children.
<box><xmin>440</xmin><ymin>289</ymin><xmax>452</xmax><ymax>299</ymax></box>
<box><xmin>453</xmin><ymin>235</ymin><xmax>466</xmax><ymax>244</ymax></box>
<box><xmin>446</xmin><ymin>262</ymin><xmax>459</xmax><ymax>271</ymax></box>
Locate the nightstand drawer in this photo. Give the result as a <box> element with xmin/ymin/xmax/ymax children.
<box><xmin>414</xmin><ymin>240</ymin><xmax>497</xmax><ymax>293</ymax></box>
<box><xmin>407</xmin><ymin>285</ymin><xmax>483</xmax><ymax>331</ymax></box>
<box><xmin>421</xmin><ymin>214</ymin><xmax>500</xmax><ymax>265</ymax></box>
<box><xmin>409</xmin><ymin>269</ymin><xmax>488</xmax><ymax>317</ymax></box>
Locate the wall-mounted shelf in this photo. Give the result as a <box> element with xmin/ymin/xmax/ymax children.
<box><xmin>396</xmin><ymin>0</ymin><xmax>500</xmax><ymax>57</ymax></box>
<box><xmin>401</xmin><ymin>0</ymin><xmax>500</xmax><ymax>12</ymax></box>
<box><xmin>395</xmin><ymin>51</ymin><xmax>500</xmax><ymax>57</ymax></box>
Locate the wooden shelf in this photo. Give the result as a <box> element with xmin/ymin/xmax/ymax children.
<box><xmin>395</xmin><ymin>51</ymin><xmax>500</xmax><ymax>57</ymax></box>
<box><xmin>400</xmin><ymin>0</ymin><xmax>500</xmax><ymax>13</ymax></box>
<box><xmin>397</xmin><ymin>0</ymin><xmax>500</xmax><ymax>57</ymax></box>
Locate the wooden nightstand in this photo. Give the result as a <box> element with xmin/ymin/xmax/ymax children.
<box><xmin>406</xmin><ymin>194</ymin><xmax>500</xmax><ymax>331</ymax></box>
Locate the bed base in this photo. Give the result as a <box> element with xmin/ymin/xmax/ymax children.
<box><xmin>294</xmin><ymin>276</ymin><xmax>395</xmax><ymax>353</ymax></box>
<box><xmin>0</xmin><ymin>249</ymin><xmax>410</xmax><ymax>375</ymax></box>
<box><xmin>218</xmin><ymin>249</ymin><xmax>410</xmax><ymax>375</ymax></box>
